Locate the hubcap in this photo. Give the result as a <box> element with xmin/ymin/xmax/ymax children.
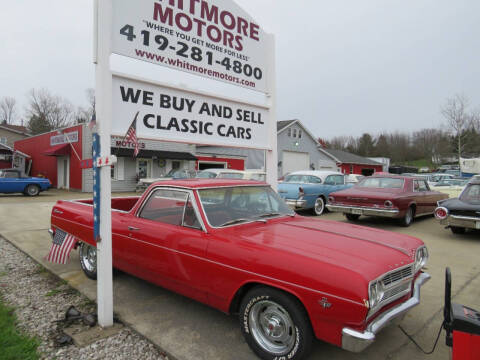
<box><xmin>81</xmin><ymin>244</ymin><xmax>96</xmax><ymax>272</ymax></box>
<box><xmin>249</xmin><ymin>300</ymin><xmax>296</xmax><ymax>355</ymax></box>
<box><xmin>28</xmin><ymin>186</ymin><xmax>37</xmax><ymax>195</ymax></box>
<box><xmin>315</xmin><ymin>199</ymin><xmax>324</xmax><ymax>214</ymax></box>
<box><xmin>405</xmin><ymin>209</ymin><xmax>412</xmax><ymax>224</ymax></box>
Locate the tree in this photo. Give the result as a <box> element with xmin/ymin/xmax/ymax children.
<box><xmin>441</xmin><ymin>94</ymin><xmax>473</xmax><ymax>163</ymax></box>
<box><xmin>74</xmin><ymin>88</ymin><xmax>95</xmax><ymax>124</ymax></box>
<box><xmin>0</xmin><ymin>97</ymin><xmax>17</xmax><ymax>124</ymax></box>
<box><xmin>357</xmin><ymin>133</ymin><xmax>375</xmax><ymax>156</ymax></box>
<box><xmin>26</xmin><ymin>89</ymin><xmax>74</xmax><ymax>134</ymax></box>
<box><xmin>373</xmin><ymin>134</ymin><xmax>390</xmax><ymax>158</ymax></box>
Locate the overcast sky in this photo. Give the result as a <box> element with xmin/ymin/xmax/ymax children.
<box><xmin>1</xmin><ymin>0</ymin><xmax>479</xmax><ymax>139</ymax></box>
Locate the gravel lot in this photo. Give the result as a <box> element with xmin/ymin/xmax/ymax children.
<box><xmin>0</xmin><ymin>236</ymin><xmax>167</xmax><ymax>360</ymax></box>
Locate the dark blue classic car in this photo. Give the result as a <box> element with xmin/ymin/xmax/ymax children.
<box><xmin>0</xmin><ymin>168</ymin><xmax>51</xmax><ymax>196</ymax></box>
<box><xmin>278</xmin><ymin>171</ymin><xmax>353</xmax><ymax>215</ymax></box>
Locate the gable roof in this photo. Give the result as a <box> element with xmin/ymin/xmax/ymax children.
<box><xmin>277</xmin><ymin>120</ymin><xmax>296</xmax><ymax>132</ymax></box>
<box><xmin>0</xmin><ymin>124</ymin><xmax>29</xmax><ymax>135</ymax></box>
<box><xmin>319</xmin><ymin>148</ymin><xmax>382</xmax><ymax>166</ymax></box>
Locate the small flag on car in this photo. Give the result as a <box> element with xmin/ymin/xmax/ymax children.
<box><xmin>123</xmin><ymin>111</ymin><xmax>140</xmax><ymax>158</ymax></box>
<box><xmin>45</xmin><ymin>229</ymin><xmax>77</xmax><ymax>265</ymax></box>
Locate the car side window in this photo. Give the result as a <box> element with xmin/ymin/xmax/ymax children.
<box><xmin>4</xmin><ymin>172</ymin><xmax>19</xmax><ymax>178</ymax></box>
<box><xmin>183</xmin><ymin>196</ymin><xmax>202</xmax><ymax>230</ymax></box>
<box><xmin>308</xmin><ymin>176</ymin><xmax>322</xmax><ymax>184</ymax></box>
<box><xmin>139</xmin><ymin>189</ymin><xmax>188</xmax><ymax>226</ymax></box>
<box><xmin>414</xmin><ymin>180</ymin><xmax>428</xmax><ymax>191</ymax></box>
<box><xmin>325</xmin><ymin>175</ymin><xmax>343</xmax><ymax>185</ymax></box>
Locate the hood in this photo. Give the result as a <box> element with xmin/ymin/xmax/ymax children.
<box><xmin>228</xmin><ymin>216</ymin><xmax>422</xmax><ymax>282</ymax></box>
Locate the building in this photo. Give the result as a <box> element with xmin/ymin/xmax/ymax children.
<box><xmin>277</xmin><ymin>120</ymin><xmax>338</xmax><ymax>176</ymax></box>
<box><xmin>15</xmin><ymin>124</ymin><xmax>197</xmax><ymax>191</ymax></box>
<box><xmin>0</xmin><ymin>124</ymin><xmax>30</xmax><ymax>170</ymax></box>
<box><xmin>368</xmin><ymin>157</ymin><xmax>391</xmax><ymax>172</ymax></box>
<box><xmin>319</xmin><ymin>148</ymin><xmax>383</xmax><ymax>176</ymax></box>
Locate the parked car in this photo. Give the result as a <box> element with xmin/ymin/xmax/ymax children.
<box><xmin>430</xmin><ymin>178</ymin><xmax>469</xmax><ymax>198</ymax></box>
<box><xmin>196</xmin><ymin>168</ymin><xmax>244</xmax><ymax>179</ymax></box>
<box><xmin>49</xmin><ymin>179</ymin><xmax>430</xmax><ymax>360</ymax></box>
<box><xmin>0</xmin><ymin>168</ymin><xmax>51</xmax><ymax>196</ymax></box>
<box><xmin>346</xmin><ymin>174</ymin><xmax>365</xmax><ymax>184</ymax></box>
<box><xmin>136</xmin><ymin>169</ymin><xmax>197</xmax><ymax>192</ymax></box>
<box><xmin>278</xmin><ymin>171</ymin><xmax>353</xmax><ymax>215</ymax></box>
<box><xmin>327</xmin><ymin>174</ymin><xmax>448</xmax><ymax>226</ymax></box>
<box><xmin>434</xmin><ymin>176</ymin><xmax>480</xmax><ymax>234</ymax></box>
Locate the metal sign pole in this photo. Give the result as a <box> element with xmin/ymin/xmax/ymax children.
<box><xmin>94</xmin><ymin>0</ymin><xmax>114</xmax><ymax>328</ymax></box>
<box><xmin>265</xmin><ymin>33</ymin><xmax>278</xmax><ymax>191</ymax></box>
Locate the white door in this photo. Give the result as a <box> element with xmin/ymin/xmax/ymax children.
<box><xmin>282</xmin><ymin>151</ymin><xmax>310</xmax><ymax>175</ymax></box>
<box><xmin>57</xmin><ymin>156</ymin><xmax>70</xmax><ymax>189</ymax></box>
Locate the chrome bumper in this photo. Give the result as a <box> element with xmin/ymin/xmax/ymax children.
<box><xmin>285</xmin><ymin>199</ymin><xmax>308</xmax><ymax>209</ymax></box>
<box><xmin>48</xmin><ymin>228</ymin><xmax>54</xmax><ymax>240</ymax></box>
<box><xmin>440</xmin><ymin>215</ymin><xmax>480</xmax><ymax>230</ymax></box>
<box><xmin>342</xmin><ymin>272</ymin><xmax>431</xmax><ymax>353</ymax></box>
<box><xmin>326</xmin><ymin>204</ymin><xmax>399</xmax><ymax>218</ymax></box>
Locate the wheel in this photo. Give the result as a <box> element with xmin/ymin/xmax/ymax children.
<box><xmin>400</xmin><ymin>207</ymin><xmax>414</xmax><ymax>227</ymax></box>
<box><xmin>345</xmin><ymin>213</ymin><xmax>360</xmax><ymax>221</ymax></box>
<box><xmin>239</xmin><ymin>287</ymin><xmax>313</xmax><ymax>360</ymax></box>
<box><xmin>450</xmin><ymin>226</ymin><xmax>466</xmax><ymax>234</ymax></box>
<box><xmin>312</xmin><ymin>197</ymin><xmax>325</xmax><ymax>216</ymax></box>
<box><xmin>25</xmin><ymin>184</ymin><xmax>40</xmax><ymax>196</ymax></box>
<box><xmin>79</xmin><ymin>242</ymin><xmax>97</xmax><ymax>280</ymax></box>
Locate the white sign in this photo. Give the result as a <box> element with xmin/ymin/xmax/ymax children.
<box><xmin>95</xmin><ymin>155</ymin><xmax>117</xmax><ymax>167</ymax></box>
<box><xmin>50</xmin><ymin>131</ymin><xmax>78</xmax><ymax>146</ymax></box>
<box><xmin>112</xmin><ymin>0</ymin><xmax>268</xmax><ymax>92</ymax></box>
<box><xmin>112</xmin><ymin>75</ymin><xmax>270</xmax><ymax>149</ymax></box>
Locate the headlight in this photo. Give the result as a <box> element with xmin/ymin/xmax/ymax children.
<box><xmin>368</xmin><ymin>281</ymin><xmax>384</xmax><ymax>309</ymax></box>
<box><xmin>415</xmin><ymin>246</ymin><xmax>429</xmax><ymax>272</ymax></box>
<box><xmin>329</xmin><ymin>196</ymin><xmax>334</xmax><ymax>203</ymax></box>
<box><xmin>384</xmin><ymin>200</ymin><xmax>393</xmax><ymax>208</ymax></box>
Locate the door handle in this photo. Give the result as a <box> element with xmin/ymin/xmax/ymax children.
<box><xmin>128</xmin><ymin>226</ymin><xmax>140</xmax><ymax>231</ymax></box>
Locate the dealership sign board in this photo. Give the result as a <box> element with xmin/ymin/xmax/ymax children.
<box><xmin>112</xmin><ymin>75</ymin><xmax>269</xmax><ymax>149</ymax></box>
<box><xmin>112</xmin><ymin>0</ymin><xmax>267</xmax><ymax>92</ymax></box>
<box><xmin>50</xmin><ymin>131</ymin><xmax>78</xmax><ymax>146</ymax></box>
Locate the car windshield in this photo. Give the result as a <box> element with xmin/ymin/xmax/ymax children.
<box><xmin>284</xmin><ymin>174</ymin><xmax>320</xmax><ymax>183</ymax></box>
<box><xmin>460</xmin><ymin>184</ymin><xmax>480</xmax><ymax>204</ymax></box>
<box><xmin>218</xmin><ymin>173</ymin><xmax>244</xmax><ymax>179</ymax></box>
<box><xmin>358</xmin><ymin>177</ymin><xmax>404</xmax><ymax>189</ymax></box>
<box><xmin>196</xmin><ymin>171</ymin><xmax>217</xmax><ymax>179</ymax></box>
<box><xmin>198</xmin><ymin>186</ymin><xmax>294</xmax><ymax>227</ymax></box>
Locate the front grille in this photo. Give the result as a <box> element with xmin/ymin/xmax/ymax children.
<box><xmin>382</xmin><ymin>266</ymin><xmax>413</xmax><ymax>287</ymax></box>
<box><xmin>383</xmin><ymin>282</ymin><xmax>410</xmax><ymax>301</ymax></box>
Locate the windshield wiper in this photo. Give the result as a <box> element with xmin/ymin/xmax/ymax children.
<box><xmin>219</xmin><ymin>218</ymin><xmax>251</xmax><ymax>227</ymax></box>
<box><xmin>257</xmin><ymin>212</ymin><xmax>281</xmax><ymax>218</ymax></box>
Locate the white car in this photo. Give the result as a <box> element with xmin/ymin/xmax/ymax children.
<box><xmin>196</xmin><ymin>169</ymin><xmax>245</xmax><ymax>179</ymax></box>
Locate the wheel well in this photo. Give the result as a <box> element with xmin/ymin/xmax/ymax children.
<box><xmin>409</xmin><ymin>203</ymin><xmax>416</xmax><ymax>215</ymax></box>
<box><xmin>228</xmin><ymin>282</ymin><xmax>308</xmax><ymax>316</ymax></box>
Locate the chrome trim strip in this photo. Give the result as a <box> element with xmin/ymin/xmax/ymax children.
<box><xmin>450</xmin><ymin>214</ymin><xmax>480</xmax><ymax>221</ymax></box>
<box><xmin>342</xmin><ymin>272</ymin><xmax>430</xmax><ymax>353</ymax></box>
<box><xmin>326</xmin><ymin>204</ymin><xmax>399</xmax><ymax>216</ymax></box>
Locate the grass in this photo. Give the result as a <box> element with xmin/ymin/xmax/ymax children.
<box><xmin>0</xmin><ymin>298</ymin><xmax>39</xmax><ymax>360</ymax></box>
<box><xmin>45</xmin><ymin>289</ymin><xmax>62</xmax><ymax>297</ymax></box>
<box><xmin>401</xmin><ymin>159</ymin><xmax>435</xmax><ymax>169</ymax></box>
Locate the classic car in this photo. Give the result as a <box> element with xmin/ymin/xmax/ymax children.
<box><xmin>136</xmin><ymin>169</ymin><xmax>197</xmax><ymax>192</ymax></box>
<box><xmin>278</xmin><ymin>171</ymin><xmax>353</xmax><ymax>215</ymax></box>
<box><xmin>430</xmin><ymin>178</ymin><xmax>469</xmax><ymax>198</ymax></box>
<box><xmin>434</xmin><ymin>176</ymin><xmax>480</xmax><ymax>234</ymax></box>
<box><xmin>327</xmin><ymin>174</ymin><xmax>449</xmax><ymax>226</ymax></box>
<box><xmin>0</xmin><ymin>168</ymin><xmax>51</xmax><ymax>196</ymax></box>
<box><xmin>196</xmin><ymin>168</ymin><xmax>245</xmax><ymax>179</ymax></box>
<box><xmin>49</xmin><ymin>179</ymin><xmax>430</xmax><ymax>360</ymax></box>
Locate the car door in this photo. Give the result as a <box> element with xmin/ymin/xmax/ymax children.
<box><xmin>0</xmin><ymin>171</ymin><xmax>24</xmax><ymax>193</ymax></box>
<box><xmin>413</xmin><ymin>179</ymin><xmax>429</xmax><ymax>215</ymax></box>
<box><xmin>422</xmin><ymin>180</ymin><xmax>442</xmax><ymax>214</ymax></box>
<box><xmin>124</xmin><ymin>188</ymin><xmax>209</xmax><ymax>303</ymax></box>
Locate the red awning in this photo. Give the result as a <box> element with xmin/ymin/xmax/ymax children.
<box><xmin>43</xmin><ymin>144</ymin><xmax>71</xmax><ymax>156</ymax></box>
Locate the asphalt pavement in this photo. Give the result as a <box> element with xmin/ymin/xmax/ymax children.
<box><xmin>0</xmin><ymin>190</ymin><xmax>479</xmax><ymax>360</ymax></box>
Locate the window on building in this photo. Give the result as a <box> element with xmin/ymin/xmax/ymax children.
<box><xmin>171</xmin><ymin>161</ymin><xmax>181</xmax><ymax>170</ymax></box>
<box><xmin>298</xmin><ymin>130</ymin><xmax>302</xmax><ymax>138</ymax></box>
<box><xmin>350</xmin><ymin>165</ymin><xmax>354</xmax><ymax>174</ymax></box>
<box><xmin>0</xmin><ymin>137</ymin><xmax>7</xmax><ymax>145</ymax></box>
<box><xmin>293</xmin><ymin>129</ymin><xmax>297</xmax><ymax>138</ymax></box>
<box><xmin>111</xmin><ymin>164</ymin><xmax>116</xmax><ymax>180</ymax></box>
<box><xmin>287</xmin><ymin>128</ymin><xmax>291</xmax><ymax>137</ymax></box>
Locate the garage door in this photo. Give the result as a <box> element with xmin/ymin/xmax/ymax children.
<box><xmin>282</xmin><ymin>151</ymin><xmax>310</xmax><ymax>175</ymax></box>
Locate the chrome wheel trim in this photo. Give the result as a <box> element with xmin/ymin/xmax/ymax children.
<box><xmin>405</xmin><ymin>208</ymin><xmax>413</xmax><ymax>225</ymax></box>
<box><xmin>314</xmin><ymin>198</ymin><xmax>324</xmax><ymax>215</ymax></box>
<box><xmin>248</xmin><ymin>300</ymin><xmax>296</xmax><ymax>355</ymax></box>
<box><xmin>81</xmin><ymin>244</ymin><xmax>96</xmax><ymax>272</ymax></box>
<box><xmin>27</xmin><ymin>185</ymin><xmax>38</xmax><ymax>195</ymax></box>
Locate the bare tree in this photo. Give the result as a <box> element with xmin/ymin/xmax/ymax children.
<box><xmin>26</xmin><ymin>89</ymin><xmax>74</xmax><ymax>134</ymax></box>
<box><xmin>0</xmin><ymin>97</ymin><xmax>17</xmax><ymax>124</ymax></box>
<box><xmin>74</xmin><ymin>88</ymin><xmax>95</xmax><ymax>124</ymax></box>
<box><xmin>441</xmin><ymin>94</ymin><xmax>471</xmax><ymax>163</ymax></box>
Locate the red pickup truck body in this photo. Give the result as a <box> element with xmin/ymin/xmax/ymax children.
<box><xmin>50</xmin><ymin>179</ymin><xmax>430</xmax><ymax>356</ymax></box>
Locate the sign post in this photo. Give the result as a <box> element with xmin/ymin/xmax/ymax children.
<box><xmin>94</xmin><ymin>0</ymin><xmax>114</xmax><ymax>328</ymax></box>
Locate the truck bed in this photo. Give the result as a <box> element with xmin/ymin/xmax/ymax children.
<box><xmin>74</xmin><ymin>196</ymin><xmax>140</xmax><ymax>212</ymax></box>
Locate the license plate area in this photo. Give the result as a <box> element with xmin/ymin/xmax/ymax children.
<box><xmin>352</xmin><ymin>209</ymin><xmax>362</xmax><ymax>215</ymax></box>
<box><xmin>476</xmin><ymin>222</ymin><xmax>480</xmax><ymax>230</ymax></box>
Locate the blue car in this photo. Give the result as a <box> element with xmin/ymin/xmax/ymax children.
<box><xmin>278</xmin><ymin>171</ymin><xmax>353</xmax><ymax>215</ymax></box>
<box><xmin>0</xmin><ymin>168</ymin><xmax>51</xmax><ymax>196</ymax></box>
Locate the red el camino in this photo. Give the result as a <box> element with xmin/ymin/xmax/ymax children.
<box><xmin>327</xmin><ymin>174</ymin><xmax>449</xmax><ymax>226</ymax></box>
<box><xmin>49</xmin><ymin>179</ymin><xmax>430</xmax><ymax>360</ymax></box>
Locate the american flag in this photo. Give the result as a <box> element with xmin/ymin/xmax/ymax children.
<box><xmin>45</xmin><ymin>229</ymin><xmax>77</xmax><ymax>264</ymax></box>
<box><xmin>124</xmin><ymin>111</ymin><xmax>140</xmax><ymax>157</ymax></box>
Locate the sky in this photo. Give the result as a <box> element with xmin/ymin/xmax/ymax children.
<box><xmin>1</xmin><ymin>0</ymin><xmax>479</xmax><ymax>139</ymax></box>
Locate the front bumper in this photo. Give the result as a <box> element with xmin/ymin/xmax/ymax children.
<box><xmin>341</xmin><ymin>272</ymin><xmax>431</xmax><ymax>352</ymax></box>
<box><xmin>440</xmin><ymin>215</ymin><xmax>480</xmax><ymax>230</ymax></box>
<box><xmin>285</xmin><ymin>199</ymin><xmax>308</xmax><ymax>210</ymax></box>
<box><xmin>326</xmin><ymin>204</ymin><xmax>399</xmax><ymax>218</ymax></box>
